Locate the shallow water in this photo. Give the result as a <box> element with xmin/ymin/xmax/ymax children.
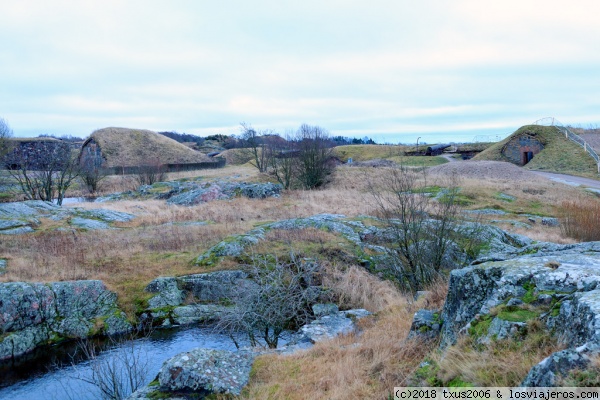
<box><xmin>54</xmin><ymin>197</ymin><xmax>97</xmax><ymax>205</ymax></box>
<box><xmin>0</xmin><ymin>326</ymin><xmax>244</xmax><ymax>400</ymax></box>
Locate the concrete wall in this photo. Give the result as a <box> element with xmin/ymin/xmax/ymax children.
<box><xmin>501</xmin><ymin>135</ymin><xmax>544</xmax><ymax>165</ymax></box>
<box><xmin>4</xmin><ymin>140</ymin><xmax>72</xmax><ymax>170</ymax></box>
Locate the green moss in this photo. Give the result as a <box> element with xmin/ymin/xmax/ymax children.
<box><xmin>147</xmin><ymin>389</ymin><xmax>172</xmax><ymax>399</ymax></box>
<box><xmin>550</xmin><ymin>301</ymin><xmax>562</xmax><ymax>317</ymax></box>
<box><xmin>414</xmin><ymin>359</ymin><xmax>443</xmax><ymax>387</ymax></box>
<box><xmin>468</xmin><ymin>315</ymin><xmax>493</xmax><ymax>338</ymax></box>
<box><xmin>522</xmin><ymin>281</ymin><xmax>536</xmax><ymax>303</ymax></box>
<box><xmin>448</xmin><ymin>377</ymin><xmax>474</xmax><ymax>387</ymax></box>
<box><xmin>412</xmin><ymin>185</ymin><xmax>443</xmax><ymax>195</ymax></box>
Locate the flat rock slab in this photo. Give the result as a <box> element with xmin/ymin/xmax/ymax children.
<box><xmin>0</xmin><ymin>200</ymin><xmax>136</xmax><ymax>235</ymax></box>
<box><xmin>70</xmin><ymin>217</ymin><xmax>111</xmax><ymax>230</ymax></box>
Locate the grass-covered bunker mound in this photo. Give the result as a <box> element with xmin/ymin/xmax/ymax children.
<box><xmin>474</xmin><ymin>125</ymin><xmax>598</xmax><ymax>177</ymax></box>
<box><xmin>80</xmin><ymin>127</ymin><xmax>219</xmax><ymax>173</ymax></box>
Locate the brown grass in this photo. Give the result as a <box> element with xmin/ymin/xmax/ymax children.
<box><xmin>559</xmin><ymin>197</ymin><xmax>600</xmax><ymax>241</ymax></box>
<box><xmin>436</xmin><ymin>320</ymin><xmax>563</xmax><ymax>386</ymax></box>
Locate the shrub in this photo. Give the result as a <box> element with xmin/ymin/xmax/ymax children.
<box><xmin>559</xmin><ymin>199</ymin><xmax>600</xmax><ymax>241</ymax></box>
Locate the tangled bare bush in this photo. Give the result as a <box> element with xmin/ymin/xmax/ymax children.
<box><xmin>66</xmin><ymin>336</ymin><xmax>150</xmax><ymax>400</ymax></box>
<box><xmin>215</xmin><ymin>252</ymin><xmax>323</xmax><ymax>349</ymax></box>
<box><xmin>368</xmin><ymin>165</ymin><xmax>481</xmax><ymax>293</ymax></box>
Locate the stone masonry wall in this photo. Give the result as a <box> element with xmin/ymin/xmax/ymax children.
<box><xmin>501</xmin><ymin>135</ymin><xmax>544</xmax><ymax>165</ymax></box>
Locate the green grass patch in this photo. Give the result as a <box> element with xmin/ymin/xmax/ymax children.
<box><xmin>497</xmin><ymin>308</ymin><xmax>539</xmax><ymax>323</ymax></box>
<box><xmin>468</xmin><ymin>315</ymin><xmax>493</xmax><ymax>338</ymax></box>
<box><xmin>388</xmin><ymin>156</ymin><xmax>448</xmax><ymax>167</ymax></box>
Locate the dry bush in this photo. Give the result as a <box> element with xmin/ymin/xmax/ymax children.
<box><xmin>559</xmin><ymin>198</ymin><xmax>600</xmax><ymax>241</ymax></box>
<box><xmin>323</xmin><ymin>265</ymin><xmax>407</xmax><ymax>312</ymax></box>
<box><xmin>243</xmin><ymin>268</ymin><xmax>431</xmax><ymax>399</ymax></box>
<box><xmin>510</xmin><ymin>224</ymin><xmax>576</xmax><ymax>244</ymax></box>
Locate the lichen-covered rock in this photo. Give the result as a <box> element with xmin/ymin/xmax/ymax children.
<box><xmin>482</xmin><ymin>317</ymin><xmax>526</xmax><ymax>343</ymax></box>
<box><xmin>180</xmin><ymin>270</ymin><xmax>251</xmax><ymax>303</ymax></box>
<box><xmin>408</xmin><ymin>309</ymin><xmax>442</xmax><ymax>340</ymax></box>
<box><xmin>291</xmin><ymin>308</ymin><xmax>371</xmax><ymax>344</ymax></box>
<box><xmin>440</xmin><ymin>250</ymin><xmax>600</xmax><ymax>385</ymax></box>
<box><xmin>158</xmin><ymin>348</ymin><xmax>256</xmax><ymax>396</ymax></box>
<box><xmin>144</xmin><ymin>271</ymin><xmax>251</xmax><ymax>326</ymax></box>
<box><xmin>171</xmin><ymin>304</ymin><xmax>224</xmax><ymax>325</ymax></box>
<box><xmin>146</xmin><ymin>277</ymin><xmax>185</xmax><ymax>309</ymax></box>
<box><xmin>312</xmin><ymin>303</ymin><xmax>339</xmax><ymax>317</ymax></box>
<box><xmin>70</xmin><ymin>217</ymin><xmax>111</xmax><ymax>230</ymax></box>
<box><xmin>521</xmin><ymin>349</ymin><xmax>590</xmax><ymax>387</ymax></box>
<box><xmin>0</xmin><ymin>200</ymin><xmax>136</xmax><ymax>235</ymax></box>
<box><xmin>166</xmin><ymin>181</ymin><xmax>282</xmax><ymax>206</ymax></box>
<box><xmin>0</xmin><ymin>280</ymin><xmax>131</xmax><ymax>360</ymax></box>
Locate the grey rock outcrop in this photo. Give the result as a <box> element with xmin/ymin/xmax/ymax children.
<box><xmin>0</xmin><ymin>200</ymin><xmax>135</xmax><ymax>235</ymax></box>
<box><xmin>408</xmin><ymin>309</ymin><xmax>442</xmax><ymax>340</ymax></box>
<box><xmin>144</xmin><ymin>271</ymin><xmax>252</xmax><ymax>327</ymax></box>
<box><xmin>436</xmin><ymin>249</ymin><xmax>600</xmax><ymax>386</ymax></box>
<box><xmin>287</xmin><ymin>306</ymin><xmax>371</xmax><ymax>345</ymax></box>
<box><xmin>0</xmin><ymin>280</ymin><xmax>131</xmax><ymax>360</ymax></box>
<box><xmin>522</xmin><ymin>349</ymin><xmax>591</xmax><ymax>387</ymax></box>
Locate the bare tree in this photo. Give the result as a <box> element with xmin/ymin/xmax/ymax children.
<box><xmin>0</xmin><ymin>117</ymin><xmax>13</xmax><ymax>161</ymax></box>
<box><xmin>295</xmin><ymin>124</ymin><xmax>333</xmax><ymax>189</ymax></box>
<box><xmin>215</xmin><ymin>252</ymin><xmax>323</xmax><ymax>349</ymax></box>
<box><xmin>7</xmin><ymin>140</ymin><xmax>80</xmax><ymax>205</ymax></box>
<box><xmin>269</xmin><ymin>131</ymin><xmax>297</xmax><ymax>190</ymax></box>
<box><xmin>134</xmin><ymin>159</ymin><xmax>166</xmax><ymax>187</ymax></box>
<box><xmin>367</xmin><ymin>165</ymin><xmax>481</xmax><ymax>293</ymax></box>
<box><xmin>79</xmin><ymin>159</ymin><xmax>108</xmax><ymax>194</ymax></box>
<box><xmin>239</xmin><ymin>122</ymin><xmax>273</xmax><ymax>173</ymax></box>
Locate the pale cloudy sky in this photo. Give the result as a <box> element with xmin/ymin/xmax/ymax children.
<box><xmin>1</xmin><ymin>0</ymin><xmax>599</xmax><ymax>143</ymax></box>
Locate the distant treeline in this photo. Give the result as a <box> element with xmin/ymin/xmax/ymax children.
<box><xmin>158</xmin><ymin>130</ymin><xmax>377</xmax><ymax>148</ymax></box>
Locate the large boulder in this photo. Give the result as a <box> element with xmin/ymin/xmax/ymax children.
<box><xmin>0</xmin><ymin>280</ymin><xmax>131</xmax><ymax>360</ymax></box>
<box><xmin>158</xmin><ymin>348</ymin><xmax>255</xmax><ymax>396</ymax></box>
<box><xmin>436</xmin><ymin>248</ymin><xmax>600</xmax><ymax>386</ymax></box>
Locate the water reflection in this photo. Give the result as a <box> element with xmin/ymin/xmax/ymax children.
<box><xmin>0</xmin><ymin>326</ymin><xmax>245</xmax><ymax>400</ymax></box>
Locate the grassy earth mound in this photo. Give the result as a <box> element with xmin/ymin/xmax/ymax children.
<box><xmin>474</xmin><ymin>125</ymin><xmax>598</xmax><ymax>178</ymax></box>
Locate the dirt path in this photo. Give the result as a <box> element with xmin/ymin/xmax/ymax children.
<box><xmin>441</xmin><ymin>154</ymin><xmax>457</xmax><ymax>163</ymax></box>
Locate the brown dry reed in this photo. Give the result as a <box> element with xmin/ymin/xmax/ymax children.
<box><xmin>559</xmin><ymin>197</ymin><xmax>600</xmax><ymax>242</ymax></box>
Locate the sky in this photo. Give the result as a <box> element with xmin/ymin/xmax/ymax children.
<box><xmin>1</xmin><ymin>1</ymin><xmax>599</xmax><ymax>144</ymax></box>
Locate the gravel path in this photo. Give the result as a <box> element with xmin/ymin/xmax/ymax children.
<box><xmin>429</xmin><ymin>159</ymin><xmax>600</xmax><ymax>190</ymax></box>
<box><xmin>428</xmin><ymin>160</ymin><xmax>540</xmax><ymax>180</ymax></box>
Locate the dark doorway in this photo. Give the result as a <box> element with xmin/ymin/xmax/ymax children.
<box><xmin>521</xmin><ymin>151</ymin><xmax>534</xmax><ymax>165</ymax></box>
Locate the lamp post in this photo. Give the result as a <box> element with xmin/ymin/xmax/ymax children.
<box><xmin>416</xmin><ymin>137</ymin><xmax>421</xmax><ymax>154</ymax></box>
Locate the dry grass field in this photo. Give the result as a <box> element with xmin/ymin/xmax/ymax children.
<box><xmin>2</xmin><ymin>159</ymin><xmax>600</xmax><ymax>397</ymax></box>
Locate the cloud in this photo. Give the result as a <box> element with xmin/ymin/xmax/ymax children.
<box><xmin>0</xmin><ymin>1</ymin><xmax>599</xmax><ymax>140</ymax></box>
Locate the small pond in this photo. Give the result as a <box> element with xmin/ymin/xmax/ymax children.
<box><xmin>0</xmin><ymin>326</ymin><xmax>246</xmax><ymax>400</ymax></box>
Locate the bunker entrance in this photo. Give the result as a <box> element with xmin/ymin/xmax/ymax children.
<box><xmin>521</xmin><ymin>151</ymin><xmax>534</xmax><ymax>165</ymax></box>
